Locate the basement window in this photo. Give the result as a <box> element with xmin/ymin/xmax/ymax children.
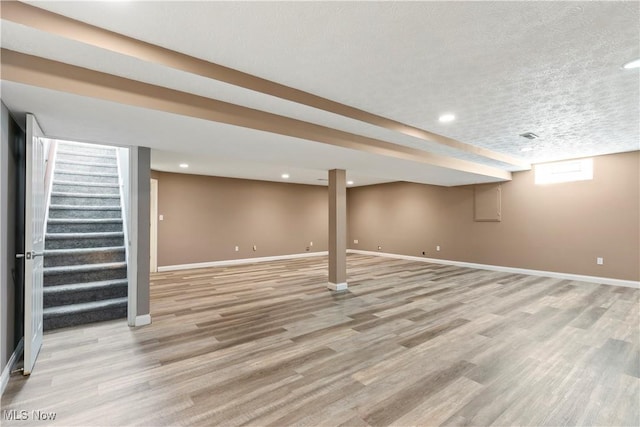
<box><xmin>535</xmin><ymin>158</ymin><xmax>593</xmax><ymax>185</ymax></box>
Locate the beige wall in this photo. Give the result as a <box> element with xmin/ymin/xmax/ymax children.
<box><xmin>152</xmin><ymin>171</ymin><xmax>328</xmax><ymax>266</ymax></box>
<box><xmin>348</xmin><ymin>151</ymin><xmax>640</xmax><ymax>281</ymax></box>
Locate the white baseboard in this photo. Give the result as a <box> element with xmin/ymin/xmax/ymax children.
<box><xmin>134</xmin><ymin>314</ymin><xmax>152</xmax><ymax>327</ymax></box>
<box><xmin>328</xmin><ymin>282</ymin><xmax>348</xmax><ymax>291</ymax></box>
<box><xmin>158</xmin><ymin>251</ymin><xmax>329</xmax><ymax>272</ymax></box>
<box><xmin>1</xmin><ymin>338</ymin><xmax>24</xmax><ymax>396</ymax></box>
<box><xmin>347</xmin><ymin>249</ymin><xmax>640</xmax><ymax>289</ymax></box>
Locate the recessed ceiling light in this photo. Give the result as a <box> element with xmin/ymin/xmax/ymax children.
<box><xmin>347</xmin><ymin>180</ymin><xmax>354</xmax><ymax>185</ymax></box>
<box><xmin>622</xmin><ymin>58</ymin><xmax>640</xmax><ymax>69</ymax></box>
<box><xmin>179</xmin><ymin>163</ymin><xmax>189</xmax><ymax>168</ymax></box>
<box><xmin>281</xmin><ymin>173</ymin><xmax>290</xmax><ymax>179</ymax></box>
<box><xmin>438</xmin><ymin>113</ymin><xmax>456</xmax><ymax>123</ymax></box>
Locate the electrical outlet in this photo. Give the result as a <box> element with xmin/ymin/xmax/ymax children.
<box><xmin>354</xmin><ymin>239</ymin><xmax>359</xmax><ymax>244</ymax></box>
<box><xmin>253</xmin><ymin>245</ymin><xmax>257</xmax><ymax>251</ymax></box>
<box><xmin>597</xmin><ymin>257</ymin><xmax>604</xmax><ymax>265</ymax></box>
<box><xmin>436</xmin><ymin>245</ymin><xmax>441</xmax><ymax>252</ymax></box>
<box><xmin>159</xmin><ymin>214</ymin><xmax>164</xmax><ymax>221</ymax></box>
<box><xmin>377</xmin><ymin>245</ymin><xmax>382</xmax><ymax>251</ymax></box>
<box><xmin>422</xmin><ymin>251</ymin><xmax>426</xmax><ymax>256</ymax></box>
<box><xmin>309</xmin><ymin>241</ymin><xmax>313</xmax><ymax>247</ymax></box>
<box><xmin>235</xmin><ymin>246</ymin><xmax>239</xmax><ymax>252</ymax></box>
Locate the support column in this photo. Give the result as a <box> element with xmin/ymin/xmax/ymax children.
<box><xmin>328</xmin><ymin>169</ymin><xmax>347</xmax><ymax>291</ymax></box>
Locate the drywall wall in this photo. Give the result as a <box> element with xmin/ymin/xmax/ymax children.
<box><xmin>136</xmin><ymin>147</ymin><xmax>151</xmax><ymax>316</ymax></box>
<box><xmin>1</xmin><ymin>103</ymin><xmax>24</xmax><ymax>375</ymax></box>
<box><xmin>348</xmin><ymin>151</ymin><xmax>640</xmax><ymax>281</ymax></box>
<box><xmin>151</xmin><ymin>171</ymin><xmax>328</xmax><ymax>267</ymax></box>
<box><xmin>1</xmin><ymin>101</ymin><xmax>10</xmax><ymax>374</ymax></box>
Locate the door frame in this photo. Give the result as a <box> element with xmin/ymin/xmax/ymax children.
<box><xmin>126</xmin><ymin>146</ymin><xmax>138</xmax><ymax>327</ymax></box>
<box><xmin>150</xmin><ymin>178</ymin><xmax>158</xmax><ymax>273</ymax></box>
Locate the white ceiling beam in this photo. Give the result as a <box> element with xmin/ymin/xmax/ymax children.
<box><xmin>1</xmin><ymin>48</ymin><xmax>511</xmax><ymax>181</ymax></box>
<box><xmin>1</xmin><ymin>1</ymin><xmax>529</xmax><ymax>169</ymax></box>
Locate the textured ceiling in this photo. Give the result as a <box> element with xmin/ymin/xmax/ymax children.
<box><xmin>1</xmin><ymin>1</ymin><xmax>639</xmax><ymax>185</ymax></box>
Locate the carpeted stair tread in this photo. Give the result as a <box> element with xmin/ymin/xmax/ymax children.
<box><xmin>45</xmin><ymin>233</ymin><xmax>125</xmax><ymax>250</ymax></box>
<box><xmin>53</xmin><ymin>180</ymin><xmax>119</xmax><ymax>188</ymax></box>
<box><xmin>49</xmin><ymin>204</ymin><xmax>122</xmax><ymax>211</ymax></box>
<box><xmin>48</xmin><ymin>208</ymin><xmax>122</xmax><ymax>220</ymax></box>
<box><xmin>47</xmin><ymin>218</ymin><xmax>123</xmax><ymax>224</ymax></box>
<box><xmin>54</xmin><ymin>169</ymin><xmax>119</xmax><ymax>178</ymax></box>
<box><xmin>46</xmin><ymin>219</ymin><xmax>123</xmax><ymax>233</ymax></box>
<box><xmin>57</xmin><ymin>144</ymin><xmax>115</xmax><ymax>155</ymax></box>
<box><xmin>43</xmin><ymin>298</ymin><xmax>127</xmax><ymax>330</ymax></box>
<box><xmin>45</xmin><ymin>246</ymin><xmax>125</xmax><ymax>256</ymax></box>
<box><xmin>44</xmin><ymin>246</ymin><xmax>126</xmax><ymax>267</ymax></box>
<box><xmin>44</xmin><ymin>279</ymin><xmax>128</xmax><ymax>294</ymax></box>
<box><xmin>52</xmin><ymin>185</ymin><xmax>120</xmax><ymax>196</ymax></box>
<box><xmin>56</xmin><ymin>159</ymin><xmax>118</xmax><ymax>168</ymax></box>
<box><xmin>43</xmin><ymin>298</ymin><xmax>127</xmax><ymax>316</ymax></box>
<box><xmin>57</xmin><ymin>149</ymin><xmax>116</xmax><ymax>158</ymax></box>
<box><xmin>50</xmin><ymin>191</ymin><xmax>121</xmax><ymax>199</ymax></box>
<box><xmin>57</xmin><ymin>150</ymin><xmax>116</xmax><ymax>156</ymax></box>
<box><xmin>44</xmin><ymin>261</ymin><xmax>127</xmax><ymax>276</ymax></box>
<box><xmin>44</xmin><ymin>280</ymin><xmax>128</xmax><ymax>307</ymax></box>
<box><xmin>45</xmin><ymin>231</ymin><xmax>124</xmax><ymax>240</ymax></box>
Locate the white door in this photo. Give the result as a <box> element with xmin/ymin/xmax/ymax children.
<box><xmin>23</xmin><ymin>114</ymin><xmax>46</xmax><ymax>375</ymax></box>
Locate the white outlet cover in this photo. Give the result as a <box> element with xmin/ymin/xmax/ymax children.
<box><xmin>354</xmin><ymin>239</ymin><xmax>359</xmax><ymax>244</ymax></box>
<box><xmin>597</xmin><ymin>257</ymin><xmax>604</xmax><ymax>265</ymax></box>
<box><xmin>159</xmin><ymin>214</ymin><xmax>164</xmax><ymax>221</ymax></box>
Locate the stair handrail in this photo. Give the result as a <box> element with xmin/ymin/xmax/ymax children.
<box><xmin>42</xmin><ymin>139</ymin><xmax>58</xmax><ymax>237</ymax></box>
<box><xmin>115</xmin><ymin>147</ymin><xmax>130</xmax><ymax>275</ymax></box>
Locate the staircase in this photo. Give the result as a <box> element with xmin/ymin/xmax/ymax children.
<box><xmin>43</xmin><ymin>142</ymin><xmax>128</xmax><ymax>331</ymax></box>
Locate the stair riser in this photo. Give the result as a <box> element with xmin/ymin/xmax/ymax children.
<box><xmin>45</xmin><ymin>236</ymin><xmax>125</xmax><ymax>250</ymax></box>
<box><xmin>44</xmin><ymin>267</ymin><xmax>127</xmax><ymax>286</ymax></box>
<box><xmin>49</xmin><ymin>208</ymin><xmax>122</xmax><ymax>219</ymax></box>
<box><xmin>47</xmin><ymin>222</ymin><xmax>123</xmax><ymax>233</ymax></box>
<box><xmin>52</xmin><ymin>183</ymin><xmax>120</xmax><ymax>195</ymax></box>
<box><xmin>55</xmin><ymin>162</ymin><xmax>118</xmax><ymax>174</ymax></box>
<box><xmin>56</xmin><ymin>153</ymin><xmax>117</xmax><ymax>165</ymax></box>
<box><xmin>54</xmin><ymin>172</ymin><xmax>119</xmax><ymax>184</ymax></box>
<box><xmin>44</xmin><ymin>304</ymin><xmax>127</xmax><ymax>331</ymax></box>
<box><xmin>51</xmin><ymin>195</ymin><xmax>121</xmax><ymax>207</ymax></box>
<box><xmin>44</xmin><ymin>249</ymin><xmax>126</xmax><ymax>267</ymax></box>
<box><xmin>44</xmin><ymin>283</ymin><xmax>128</xmax><ymax>308</ymax></box>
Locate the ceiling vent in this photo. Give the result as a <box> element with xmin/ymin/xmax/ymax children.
<box><xmin>519</xmin><ymin>132</ymin><xmax>539</xmax><ymax>140</ymax></box>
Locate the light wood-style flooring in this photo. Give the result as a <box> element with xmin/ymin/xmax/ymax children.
<box><xmin>2</xmin><ymin>254</ymin><xmax>639</xmax><ymax>426</ymax></box>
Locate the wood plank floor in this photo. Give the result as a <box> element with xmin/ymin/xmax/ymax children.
<box><xmin>2</xmin><ymin>254</ymin><xmax>638</xmax><ymax>426</ymax></box>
